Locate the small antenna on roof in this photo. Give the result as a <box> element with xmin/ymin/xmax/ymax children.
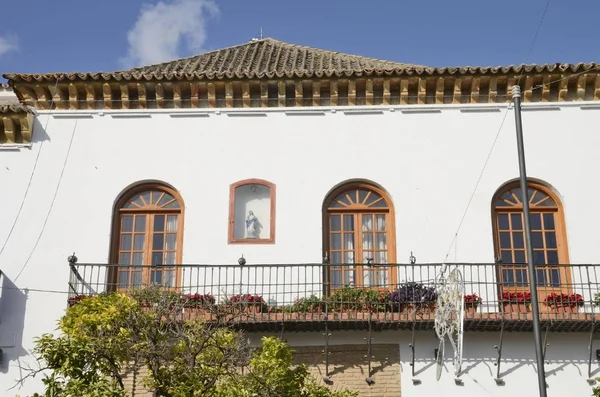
<box><xmin>250</xmin><ymin>27</ymin><xmax>264</xmax><ymax>42</ymax></box>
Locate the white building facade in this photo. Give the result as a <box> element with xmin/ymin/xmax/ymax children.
<box><xmin>1</xmin><ymin>39</ymin><xmax>599</xmax><ymax>396</ymax></box>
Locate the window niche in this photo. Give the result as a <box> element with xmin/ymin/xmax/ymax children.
<box><xmin>229</xmin><ymin>179</ymin><xmax>276</xmax><ymax>244</ymax></box>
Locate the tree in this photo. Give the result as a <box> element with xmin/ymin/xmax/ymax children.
<box><xmin>24</xmin><ymin>288</ymin><xmax>356</xmax><ymax>397</ymax></box>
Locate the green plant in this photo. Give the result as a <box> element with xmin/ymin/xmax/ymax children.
<box><xmin>329</xmin><ymin>285</ymin><xmax>388</xmax><ymax>312</ymax></box>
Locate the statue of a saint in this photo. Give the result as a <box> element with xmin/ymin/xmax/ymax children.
<box><xmin>245</xmin><ymin>211</ymin><xmax>259</xmax><ymax>239</ymax></box>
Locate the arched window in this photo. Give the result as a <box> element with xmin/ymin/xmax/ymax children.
<box><xmin>492</xmin><ymin>181</ymin><xmax>569</xmax><ymax>290</ymax></box>
<box><xmin>324</xmin><ymin>182</ymin><xmax>397</xmax><ymax>289</ymax></box>
<box><xmin>111</xmin><ymin>184</ymin><xmax>184</xmax><ymax>290</ymax></box>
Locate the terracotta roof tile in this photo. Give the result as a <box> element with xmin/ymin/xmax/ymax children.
<box><xmin>127</xmin><ymin>38</ymin><xmax>422</xmax><ymax>75</ymax></box>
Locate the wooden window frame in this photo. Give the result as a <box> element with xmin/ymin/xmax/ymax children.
<box><xmin>109</xmin><ymin>183</ymin><xmax>185</xmax><ymax>291</ymax></box>
<box><xmin>491</xmin><ymin>180</ymin><xmax>571</xmax><ymax>294</ymax></box>
<box><xmin>322</xmin><ymin>182</ymin><xmax>398</xmax><ymax>290</ymax></box>
<box><xmin>228</xmin><ymin>179</ymin><xmax>276</xmax><ymax>244</ymax></box>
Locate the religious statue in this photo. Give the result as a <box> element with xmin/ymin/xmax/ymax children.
<box><xmin>245</xmin><ymin>211</ymin><xmax>259</xmax><ymax>239</ymax></box>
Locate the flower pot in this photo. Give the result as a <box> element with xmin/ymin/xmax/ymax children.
<box><xmin>402</xmin><ymin>303</ymin><xmax>436</xmax><ymax>320</ymax></box>
<box><xmin>502</xmin><ymin>302</ymin><xmax>531</xmax><ymax>314</ymax></box>
<box><xmin>464</xmin><ymin>305</ymin><xmax>479</xmax><ymax>317</ymax></box>
<box><xmin>545</xmin><ymin>304</ymin><xmax>579</xmax><ymax>314</ymax></box>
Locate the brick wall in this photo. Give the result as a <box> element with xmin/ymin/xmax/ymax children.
<box><xmin>122</xmin><ymin>344</ymin><xmax>401</xmax><ymax>397</ymax></box>
<box><xmin>292</xmin><ymin>344</ymin><xmax>401</xmax><ymax>397</ymax></box>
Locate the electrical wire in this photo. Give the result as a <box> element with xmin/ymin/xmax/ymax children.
<box><xmin>13</xmin><ymin>118</ymin><xmax>79</xmax><ymax>282</ymax></box>
<box><xmin>0</xmin><ymin>78</ymin><xmax>59</xmax><ymax>260</ymax></box>
<box><xmin>441</xmin><ymin>0</ymin><xmax>552</xmax><ymax>263</ymax></box>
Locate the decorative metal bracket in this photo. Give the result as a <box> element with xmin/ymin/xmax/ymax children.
<box><xmin>364</xmin><ymin>321</ymin><xmax>375</xmax><ymax>385</ymax></box>
<box><xmin>409</xmin><ymin>322</ymin><xmax>421</xmax><ymax>385</ymax></box>
<box><xmin>322</xmin><ymin>322</ymin><xmax>332</xmax><ymax>384</ymax></box>
<box><xmin>493</xmin><ymin>322</ymin><xmax>505</xmax><ymax>385</ymax></box>
<box><xmin>587</xmin><ymin>323</ymin><xmax>597</xmax><ymax>385</ymax></box>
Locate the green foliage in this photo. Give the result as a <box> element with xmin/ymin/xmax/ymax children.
<box><xmin>593</xmin><ymin>379</ymin><xmax>600</xmax><ymax>396</ymax></box>
<box><xmin>28</xmin><ymin>288</ymin><xmax>356</xmax><ymax>397</ymax></box>
<box><xmin>329</xmin><ymin>285</ymin><xmax>387</xmax><ymax>312</ymax></box>
<box><xmin>218</xmin><ymin>337</ymin><xmax>357</xmax><ymax>397</ymax></box>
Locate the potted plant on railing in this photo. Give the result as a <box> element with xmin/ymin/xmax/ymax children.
<box><xmin>388</xmin><ymin>282</ymin><xmax>437</xmax><ymax>319</ymax></box>
<box><xmin>464</xmin><ymin>293</ymin><xmax>483</xmax><ymax>316</ymax></box>
<box><xmin>500</xmin><ymin>291</ymin><xmax>531</xmax><ymax>314</ymax></box>
<box><xmin>328</xmin><ymin>284</ymin><xmax>389</xmax><ymax>319</ymax></box>
<box><xmin>289</xmin><ymin>295</ymin><xmax>325</xmax><ymax>319</ymax></box>
<box><xmin>181</xmin><ymin>293</ymin><xmax>216</xmax><ymax>320</ymax></box>
<box><xmin>543</xmin><ymin>292</ymin><xmax>584</xmax><ymax>314</ymax></box>
<box><xmin>228</xmin><ymin>294</ymin><xmax>268</xmax><ymax>314</ymax></box>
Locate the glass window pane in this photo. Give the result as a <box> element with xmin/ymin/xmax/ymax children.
<box><xmin>154</xmin><ymin>215</ymin><xmax>165</xmax><ymax>232</ymax></box>
<box><xmin>119</xmin><ymin>253</ymin><xmax>131</xmax><ymax>265</ymax></box>
<box><xmin>376</xmin><ymin>233</ymin><xmax>387</xmax><ymax>250</ymax></box>
<box><xmin>158</xmin><ymin>193</ymin><xmax>175</xmax><ymax>207</ymax></box>
<box><xmin>331</xmin><ymin>268</ymin><xmax>342</xmax><ymax>287</ymax></box>
<box><xmin>364</xmin><ymin>192</ymin><xmax>382</xmax><ymax>206</ymax></box>
<box><xmin>133</xmin><ymin>234</ymin><xmax>145</xmax><ymax>250</ymax></box>
<box><xmin>516</xmin><ymin>269</ymin><xmax>528</xmax><ymax>286</ymax></box>
<box><xmin>512</xmin><ymin>232</ymin><xmax>524</xmax><ymax>249</ymax></box>
<box><xmin>134</xmin><ymin>216</ymin><xmax>146</xmax><ymax>232</ymax></box>
<box><xmin>331</xmin><ymin>234</ymin><xmax>341</xmax><ymax>250</ymax></box>
<box><xmin>538</xmin><ymin>197</ymin><xmax>557</xmax><ymax>206</ymax></box>
<box><xmin>151</xmin><ymin>190</ymin><xmax>163</xmax><ymax>204</ymax></box>
<box><xmin>501</xmin><ymin>250</ymin><xmax>512</xmax><ymax>263</ymax></box>
<box><xmin>532</xmin><ymin>232</ymin><xmax>543</xmax><ymax>248</ymax></box>
<box><xmin>530</xmin><ymin>213</ymin><xmax>542</xmax><ymax>230</ymax></box>
<box><xmin>344</xmin><ymin>234</ymin><xmax>354</xmax><ymax>250</ymax></box>
<box><xmin>166</xmin><ymin>215</ymin><xmax>178</xmax><ymax>232</ymax></box>
<box><xmin>536</xmin><ymin>269</ymin><xmax>547</xmax><ymax>286</ymax></box>
<box><xmin>331</xmin><ymin>252</ymin><xmax>342</xmax><ymax>264</ymax></box>
<box><xmin>153</xmin><ymin>234</ymin><xmax>164</xmax><ymax>250</ymax></box>
<box><xmin>371</xmin><ymin>199</ymin><xmax>388</xmax><ymax>208</ymax></box>
<box><xmin>358</xmin><ymin>189</ymin><xmax>369</xmax><ymax>204</ymax></box>
<box><xmin>343</xmin><ymin>215</ymin><xmax>354</xmax><ymax>231</ymax></box>
<box><xmin>165</xmin><ymin>252</ymin><xmax>176</xmax><ymax>265</ymax></box>
<box><xmin>362</xmin><ymin>215</ymin><xmax>373</xmax><ymax>231</ymax></box>
<box><xmin>363</xmin><ymin>269</ymin><xmax>374</xmax><ymax>286</ymax></box>
<box><xmin>165</xmin><ymin>234</ymin><xmax>177</xmax><ymax>250</ymax></box>
<box><xmin>375</xmin><ymin>215</ymin><xmax>386</xmax><ymax>231</ymax></box>
<box><xmin>545</xmin><ymin>232</ymin><xmax>557</xmax><ymax>249</ymax></box>
<box><xmin>122</xmin><ymin>216</ymin><xmax>134</xmax><ymax>232</ymax></box>
<box><xmin>131</xmin><ymin>194</ymin><xmax>144</xmax><ymax>207</ymax></box>
<box><xmin>502</xmin><ymin>269</ymin><xmax>515</xmax><ymax>286</ymax></box>
<box><xmin>152</xmin><ymin>252</ymin><xmax>163</xmax><ymax>265</ymax></box>
<box><xmin>376</xmin><ymin>251</ymin><xmax>388</xmax><ymax>264</ymax></box>
<box><xmin>363</xmin><ymin>253</ymin><xmax>375</xmax><ymax>264</ymax></box>
<box><xmin>330</xmin><ymin>215</ymin><xmax>341</xmax><ymax>231</ymax></box>
<box><xmin>547</xmin><ymin>251</ymin><xmax>559</xmax><ymax>264</ymax></box>
<box><xmin>132</xmin><ymin>271</ymin><xmax>142</xmax><ymax>287</ymax></box>
<box><xmin>533</xmin><ymin>250</ymin><xmax>545</xmax><ymax>264</ymax></box>
<box><xmin>141</xmin><ymin>191</ymin><xmax>151</xmax><ymax>206</ymax></box>
<box><xmin>344</xmin><ymin>252</ymin><xmax>355</xmax><ymax>264</ymax></box>
<box><xmin>362</xmin><ymin>233</ymin><xmax>373</xmax><ymax>250</ymax></box>
<box><xmin>514</xmin><ymin>250</ymin><xmax>526</xmax><ymax>263</ymax></box>
<box><xmin>120</xmin><ymin>234</ymin><xmax>132</xmax><ymax>250</ymax></box>
<box><xmin>550</xmin><ymin>269</ymin><xmax>561</xmax><ymax>286</ymax></box>
<box><xmin>511</xmin><ymin>213</ymin><xmax>523</xmax><ymax>230</ymax></box>
<box><xmin>118</xmin><ymin>271</ymin><xmax>129</xmax><ymax>288</ymax></box>
<box><xmin>498</xmin><ymin>214</ymin><xmax>509</xmax><ymax>230</ymax></box>
<box><xmin>164</xmin><ymin>200</ymin><xmax>180</xmax><ymax>209</ymax></box>
<box><xmin>151</xmin><ymin>271</ymin><xmax>162</xmax><ymax>285</ymax></box>
<box><xmin>543</xmin><ymin>213</ymin><xmax>555</xmax><ymax>230</ymax></box>
<box><xmin>344</xmin><ymin>267</ymin><xmax>355</xmax><ymax>283</ymax></box>
<box><xmin>133</xmin><ymin>253</ymin><xmax>144</xmax><ymax>266</ymax></box>
<box><xmin>500</xmin><ymin>232</ymin><xmax>511</xmax><ymax>248</ymax></box>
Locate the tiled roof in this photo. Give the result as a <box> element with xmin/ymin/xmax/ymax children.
<box><xmin>0</xmin><ymin>102</ymin><xmax>30</xmax><ymax>114</ymax></box>
<box><xmin>128</xmin><ymin>38</ymin><xmax>423</xmax><ymax>75</ymax></box>
<box><xmin>1</xmin><ymin>38</ymin><xmax>598</xmax><ymax>85</ymax></box>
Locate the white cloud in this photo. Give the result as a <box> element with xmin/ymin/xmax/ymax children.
<box><xmin>120</xmin><ymin>0</ymin><xmax>218</xmax><ymax>68</ymax></box>
<box><xmin>0</xmin><ymin>34</ymin><xmax>18</xmax><ymax>58</ymax></box>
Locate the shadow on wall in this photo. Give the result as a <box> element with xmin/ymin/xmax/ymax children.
<box><xmin>32</xmin><ymin>117</ymin><xmax>51</xmax><ymax>143</ymax></box>
<box><xmin>0</xmin><ymin>274</ymin><xmax>29</xmax><ymax>383</ymax></box>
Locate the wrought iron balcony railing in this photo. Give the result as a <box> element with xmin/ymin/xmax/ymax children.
<box><xmin>68</xmin><ymin>261</ymin><xmax>600</xmax><ymax>332</ymax></box>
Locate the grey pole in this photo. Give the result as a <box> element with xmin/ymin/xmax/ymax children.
<box><xmin>511</xmin><ymin>85</ymin><xmax>547</xmax><ymax>397</ymax></box>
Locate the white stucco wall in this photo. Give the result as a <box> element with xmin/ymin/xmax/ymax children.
<box><xmin>0</xmin><ymin>102</ymin><xmax>599</xmax><ymax>395</ymax></box>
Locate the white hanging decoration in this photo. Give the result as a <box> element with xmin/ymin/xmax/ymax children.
<box><xmin>434</xmin><ymin>263</ymin><xmax>465</xmax><ymax>381</ymax></box>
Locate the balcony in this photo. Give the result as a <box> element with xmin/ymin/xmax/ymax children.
<box><xmin>68</xmin><ymin>262</ymin><xmax>600</xmax><ymax>333</ymax></box>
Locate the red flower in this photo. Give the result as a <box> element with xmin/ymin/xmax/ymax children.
<box><xmin>464</xmin><ymin>293</ymin><xmax>483</xmax><ymax>306</ymax></box>
<box><xmin>500</xmin><ymin>291</ymin><xmax>532</xmax><ymax>302</ymax></box>
<box><xmin>544</xmin><ymin>293</ymin><xmax>584</xmax><ymax>307</ymax></box>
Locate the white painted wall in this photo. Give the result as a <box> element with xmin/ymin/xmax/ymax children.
<box><xmin>252</xmin><ymin>330</ymin><xmax>599</xmax><ymax>397</ymax></box>
<box><xmin>0</xmin><ymin>102</ymin><xmax>599</xmax><ymax>395</ymax></box>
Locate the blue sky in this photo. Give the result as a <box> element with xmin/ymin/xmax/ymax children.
<box><xmin>0</xmin><ymin>0</ymin><xmax>598</xmax><ymax>81</ymax></box>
